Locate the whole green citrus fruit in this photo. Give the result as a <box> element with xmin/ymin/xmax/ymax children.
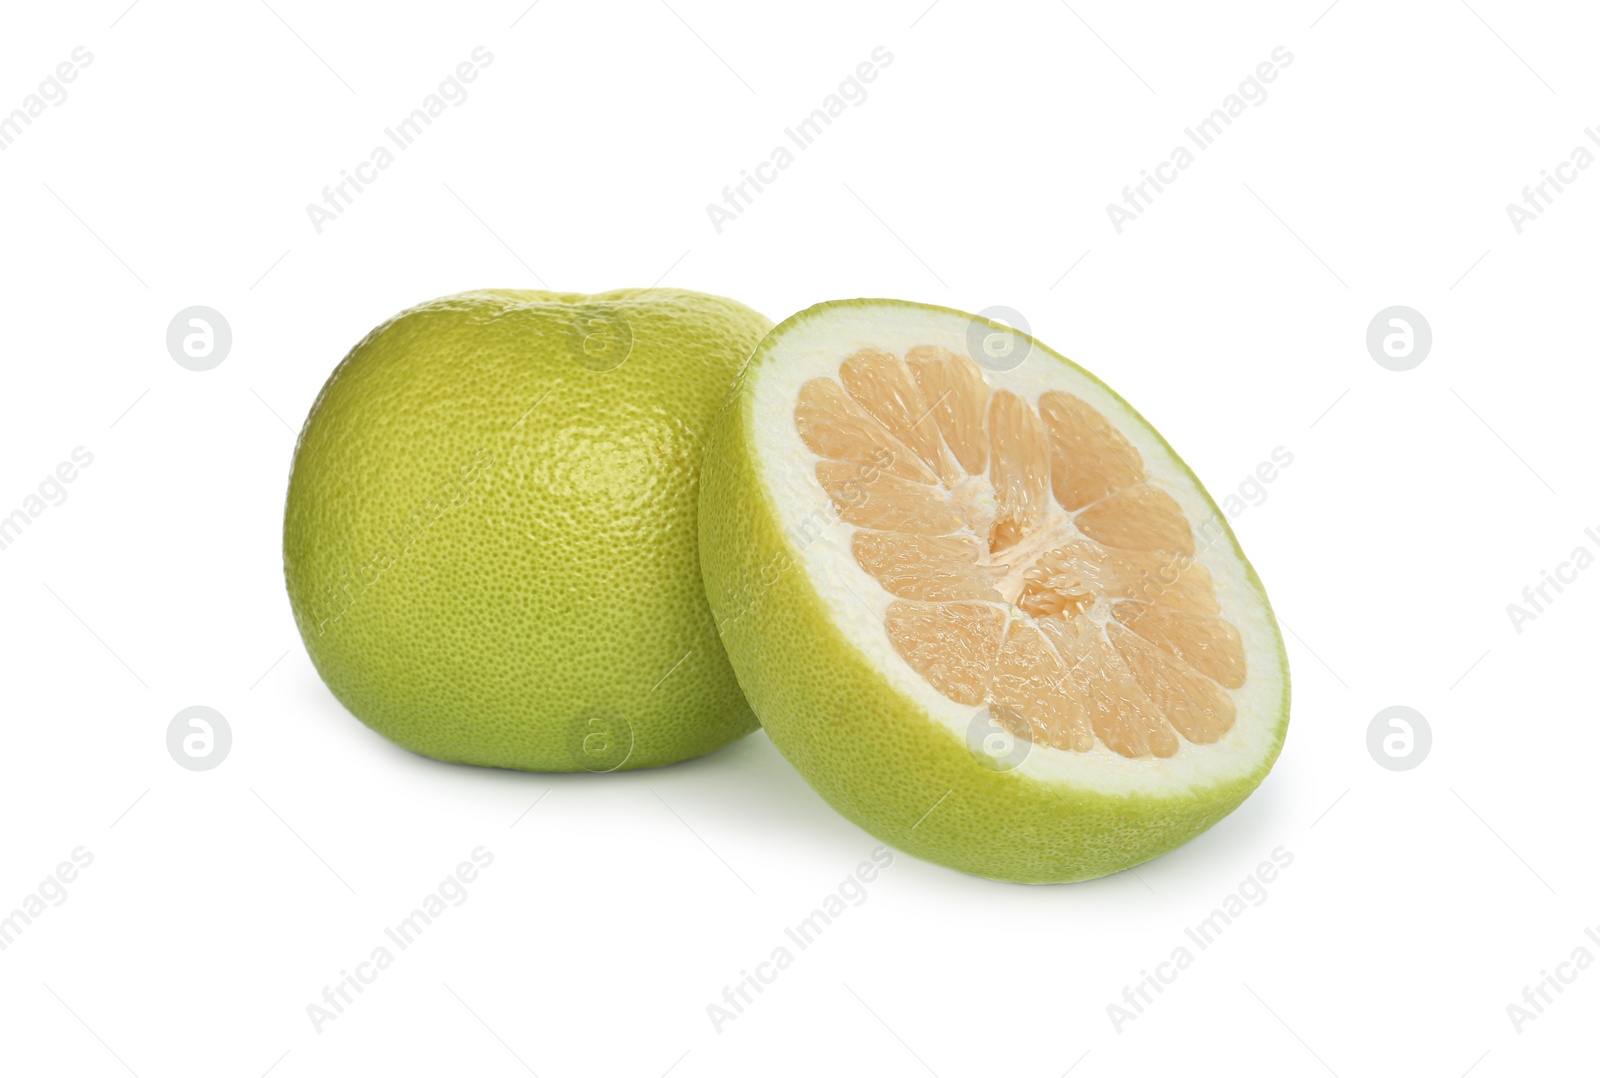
<box><xmin>284</xmin><ymin>289</ymin><xmax>770</xmax><ymax>771</ymax></box>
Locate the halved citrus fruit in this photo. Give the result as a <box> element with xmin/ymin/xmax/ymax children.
<box><xmin>699</xmin><ymin>299</ymin><xmax>1289</xmax><ymax>882</ymax></box>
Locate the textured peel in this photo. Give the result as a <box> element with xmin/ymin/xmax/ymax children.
<box><xmin>285</xmin><ymin>289</ymin><xmax>770</xmax><ymax>771</ymax></box>
<box><xmin>698</xmin><ymin>298</ymin><xmax>1290</xmax><ymax>882</ymax></box>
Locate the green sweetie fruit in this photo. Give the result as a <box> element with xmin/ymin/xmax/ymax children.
<box><xmin>698</xmin><ymin>299</ymin><xmax>1289</xmax><ymax>882</ymax></box>
<box><xmin>284</xmin><ymin>288</ymin><xmax>771</xmax><ymax>771</ymax></box>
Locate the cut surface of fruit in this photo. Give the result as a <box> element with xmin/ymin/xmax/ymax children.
<box><xmin>800</xmin><ymin>346</ymin><xmax>1248</xmax><ymax>762</ymax></box>
<box><xmin>699</xmin><ymin>299</ymin><xmax>1289</xmax><ymax>882</ymax></box>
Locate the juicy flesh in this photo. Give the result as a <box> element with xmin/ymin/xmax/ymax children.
<box><xmin>794</xmin><ymin>347</ymin><xmax>1247</xmax><ymax>759</ymax></box>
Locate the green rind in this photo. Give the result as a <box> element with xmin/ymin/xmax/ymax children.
<box><xmin>285</xmin><ymin>288</ymin><xmax>769</xmax><ymax>772</ymax></box>
<box><xmin>699</xmin><ymin>298</ymin><xmax>1290</xmax><ymax>883</ymax></box>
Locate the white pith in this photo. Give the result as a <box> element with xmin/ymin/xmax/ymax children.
<box><xmin>746</xmin><ymin>301</ymin><xmax>1286</xmax><ymax>798</ymax></box>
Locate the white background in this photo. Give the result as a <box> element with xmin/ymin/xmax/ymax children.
<box><xmin>1</xmin><ymin>1</ymin><xmax>1595</xmax><ymax>1075</ymax></box>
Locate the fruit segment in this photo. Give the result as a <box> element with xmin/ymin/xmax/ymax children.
<box><xmin>1038</xmin><ymin>390</ymin><xmax>1144</xmax><ymax>510</ymax></box>
<box><xmin>905</xmin><ymin>345</ymin><xmax>989</xmax><ymax>476</ymax></box>
<box><xmin>840</xmin><ymin>350</ymin><xmax>963</xmax><ymax>486</ymax></box>
<box><xmin>851</xmin><ymin>531</ymin><xmax>1003</xmax><ymax>602</ymax></box>
<box><xmin>882</xmin><ymin>601</ymin><xmax>1004</xmax><ymax>706</ymax></box>
<box><xmin>987</xmin><ymin>391</ymin><xmax>1052</xmax><ymax>554</ymax></box>
<box><xmin>797</xmin><ymin>347</ymin><xmax>1246</xmax><ymax>759</ymax></box>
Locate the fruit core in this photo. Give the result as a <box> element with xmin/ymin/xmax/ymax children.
<box><xmin>793</xmin><ymin>346</ymin><xmax>1248</xmax><ymax>760</ymax></box>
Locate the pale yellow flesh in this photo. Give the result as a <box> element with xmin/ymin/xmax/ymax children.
<box><xmin>794</xmin><ymin>346</ymin><xmax>1247</xmax><ymax>760</ymax></box>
